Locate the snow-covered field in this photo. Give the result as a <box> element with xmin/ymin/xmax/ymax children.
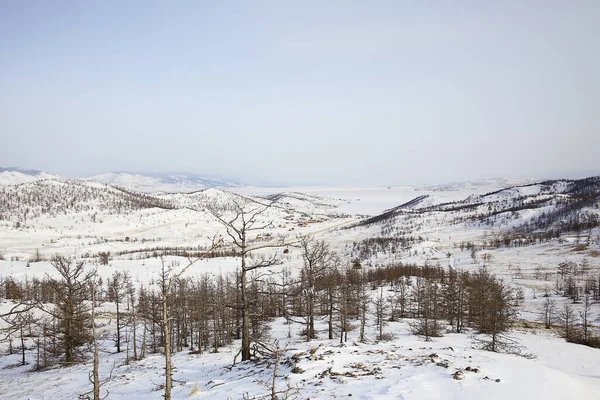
<box><xmin>0</xmin><ymin>314</ymin><xmax>598</xmax><ymax>400</ymax></box>
<box><xmin>0</xmin><ymin>177</ymin><xmax>599</xmax><ymax>399</ymax></box>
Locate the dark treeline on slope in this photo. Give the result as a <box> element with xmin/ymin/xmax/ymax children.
<box><xmin>456</xmin><ymin>226</ymin><xmax>600</xmax><ymax>250</ymax></box>
<box><xmin>346</xmin><ymin>236</ymin><xmax>425</xmax><ymax>261</ymax></box>
<box><xmin>109</xmin><ymin>246</ymin><xmax>238</xmax><ymax>260</ymax></box>
<box><xmin>352</xmin><ymin>177</ymin><xmax>600</xmax><ymax>243</ymax></box>
<box><xmin>354</xmin><ymin>195</ymin><xmax>430</xmax><ymax>227</ymax></box>
<box><xmin>512</xmin><ymin>203</ymin><xmax>599</xmax><ymax>235</ymax></box>
<box><xmin>452</xmin><ymin>178</ymin><xmax>600</xmax><ymax>236</ymax></box>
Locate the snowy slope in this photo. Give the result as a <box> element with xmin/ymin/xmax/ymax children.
<box><xmin>0</xmin><ymin>311</ymin><xmax>598</xmax><ymax>400</ymax></box>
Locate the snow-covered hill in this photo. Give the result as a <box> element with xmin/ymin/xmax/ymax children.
<box><xmin>0</xmin><ymin>166</ymin><xmax>245</xmax><ymax>193</ymax></box>
<box><xmin>0</xmin><ymin>179</ymin><xmax>174</xmax><ymax>222</ymax></box>
<box><xmin>0</xmin><ymin>180</ymin><xmax>354</xmax><ymax>260</ymax></box>
<box><xmin>82</xmin><ymin>171</ymin><xmax>243</xmax><ymax>193</ymax></box>
<box><xmin>0</xmin><ymin>167</ymin><xmax>62</xmax><ymax>185</ymax></box>
<box><xmin>356</xmin><ymin>177</ymin><xmax>600</xmax><ymax>234</ymax></box>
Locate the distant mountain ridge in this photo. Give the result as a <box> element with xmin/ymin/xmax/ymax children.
<box><xmin>82</xmin><ymin>171</ymin><xmax>243</xmax><ymax>193</ymax></box>
<box><xmin>0</xmin><ymin>167</ymin><xmax>46</xmax><ymax>175</ymax></box>
<box><xmin>421</xmin><ymin>177</ymin><xmax>536</xmax><ymax>192</ymax></box>
<box><xmin>0</xmin><ymin>167</ymin><xmax>62</xmax><ymax>185</ymax></box>
<box><xmin>0</xmin><ymin>167</ymin><xmax>243</xmax><ymax>192</ymax></box>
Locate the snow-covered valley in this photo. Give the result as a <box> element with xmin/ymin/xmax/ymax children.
<box><xmin>1</xmin><ymin>176</ymin><xmax>599</xmax><ymax>399</ymax></box>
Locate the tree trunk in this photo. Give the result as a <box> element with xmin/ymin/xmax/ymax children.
<box><xmin>141</xmin><ymin>318</ymin><xmax>147</xmax><ymax>360</ymax></box>
<box><xmin>270</xmin><ymin>345</ymin><xmax>280</xmax><ymax>400</ymax></box>
<box><xmin>163</xmin><ymin>293</ymin><xmax>172</xmax><ymax>400</ymax></box>
<box><xmin>241</xmin><ymin>250</ymin><xmax>251</xmax><ymax>361</ymax></box>
<box><xmin>132</xmin><ymin>299</ymin><xmax>138</xmax><ymax>361</ymax></box>
<box><xmin>116</xmin><ymin>301</ymin><xmax>121</xmax><ymax>353</ymax></box>
<box><xmin>20</xmin><ymin>326</ymin><xmax>26</xmax><ymax>366</ymax></box>
<box><xmin>91</xmin><ymin>286</ymin><xmax>100</xmax><ymax>400</ymax></box>
<box><xmin>309</xmin><ymin>299</ymin><xmax>315</xmax><ymax>341</ymax></box>
<box><xmin>328</xmin><ymin>291</ymin><xmax>334</xmax><ymax>340</ymax></box>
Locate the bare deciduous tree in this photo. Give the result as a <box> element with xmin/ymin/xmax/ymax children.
<box><xmin>538</xmin><ymin>298</ymin><xmax>556</xmax><ymax>329</ymax></box>
<box><xmin>298</xmin><ymin>236</ymin><xmax>335</xmax><ymax>341</ymax></box>
<box><xmin>557</xmin><ymin>302</ymin><xmax>577</xmax><ymax>341</ymax></box>
<box><xmin>80</xmin><ymin>273</ymin><xmax>113</xmax><ymax>400</ymax></box>
<box><xmin>209</xmin><ymin>198</ymin><xmax>282</xmax><ymax>362</ymax></box>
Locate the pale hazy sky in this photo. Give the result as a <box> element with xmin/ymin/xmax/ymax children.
<box><xmin>1</xmin><ymin>1</ymin><xmax>599</xmax><ymax>185</ymax></box>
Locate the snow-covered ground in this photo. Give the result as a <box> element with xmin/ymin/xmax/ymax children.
<box><xmin>0</xmin><ymin>177</ymin><xmax>599</xmax><ymax>399</ymax></box>
<box><xmin>0</xmin><ymin>314</ymin><xmax>598</xmax><ymax>400</ymax></box>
